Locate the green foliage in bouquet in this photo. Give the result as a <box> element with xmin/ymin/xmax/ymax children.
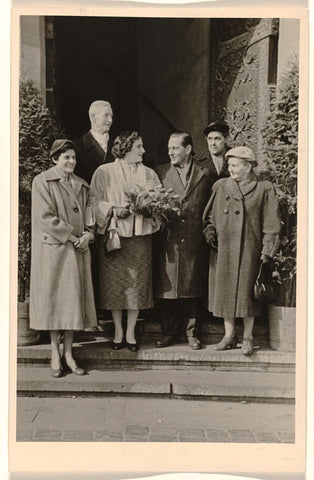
<box><xmin>127</xmin><ymin>185</ymin><xmax>181</xmax><ymax>228</ymax></box>
<box><xmin>261</xmin><ymin>56</ymin><xmax>298</xmax><ymax>307</ymax></box>
<box><xmin>19</xmin><ymin>80</ymin><xmax>65</xmax><ymax>302</ymax></box>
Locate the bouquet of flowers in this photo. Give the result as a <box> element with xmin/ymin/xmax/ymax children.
<box><xmin>126</xmin><ymin>185</ymin><xmax>181</xmax><ymax>228</ymax></box>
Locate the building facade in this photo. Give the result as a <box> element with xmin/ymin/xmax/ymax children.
<box><xmin>20</xmin><ymin>16</ymin><xmax>299</xmax><ymax>165</ymax></box>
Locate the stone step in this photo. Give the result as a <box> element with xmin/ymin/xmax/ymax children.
<box><xmin>83</xmin><ymin>315</ymin><xmax>270</xmax><ymax>343</ymax></box>
<box><xmin>37</xmin><ymin>317</ymin><xmax>271</xmax><ymax>346</ymax></box>
<box><xmin>18</xmin><ymin>338</ymin><xmax>295</xmax><ymax>373</ymax></box>
<box><xmin>17</xmin><ymin>365</ymin><xmax>295</xmax><ymax>403</ymax></box>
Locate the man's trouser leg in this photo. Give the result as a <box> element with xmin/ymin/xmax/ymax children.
<box><xmin>179</xmin><ymin>297</ymin><xmax>200</xmax><ymax>338</ymax></box>
<box><xmin>159</xmin><ymin>299</ymin><xmax>180</xmax><ymax>337</ymax></box>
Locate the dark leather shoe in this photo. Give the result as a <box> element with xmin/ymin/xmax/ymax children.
<box><xmin>111</xmin><ymin>341</ymin><xmax>124</xmax><ymax>350</ymax></box>
<box><xmin>187</xmin><ymin>337</ymin><xmax>202</xmax><ymax>350</ymax></box>
<box><xmin>156</xmin><ymin>336</ymin><xmax>177</xmax><ymax>348</ymax></box>
<box><xmin>126</xmin><ymin>342</ymin><xmax>139</xmax><ymax>352</ymax></box>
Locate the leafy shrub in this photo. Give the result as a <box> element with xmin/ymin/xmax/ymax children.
<box><xmin>261</xmin><ymin>56</ymin><xmax>298</xmax><ymax>307</ymax></box>
<box><xmin>19</xmin><ymin>80</ymin><xmax>65</xmax><ymax>302</ymax></box>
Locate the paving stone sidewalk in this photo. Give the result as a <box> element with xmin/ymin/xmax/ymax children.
<box><xmin>16</xmin><ymin>397</ymin><xmax>295</xmax><ymax>443</ymax></box>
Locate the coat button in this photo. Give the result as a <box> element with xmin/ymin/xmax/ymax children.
<box><xmin>44</xmin><ymin>235</ymin><xmax>48</xmax><ymax>240</ymax></box>
<box><xmin>73</xmin><ymin>207</ymin><xmax>79</xmax><ymax>213</ymax></box>
<box><xmin>224</xmin><ymin>209</ymin><xmax>229</xmax><ymax>214</ymax></box>
<box><xmin>226</xmin><ymin>196</ymin><xmax>230</xmax><ymax>201</ymax></box>
<box><xmin>235</xmin><ymin>210</ymin><xmax>240</xmax><ymax>215</ymax></box>
<box><xmin>181</xmin><ymin>238</ymin><xmax>185</xmax><ymax>243</ymax></box>
<box><xmin>181</xmin><ymin>218</ymin><xmax>185</xmax><ymax>223</ymax></box>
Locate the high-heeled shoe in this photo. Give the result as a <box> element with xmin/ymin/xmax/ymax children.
<box><xmin>111</xmin><ymin>341</ymin><xmax>124</xmax><ymax>350</ymax></box>
<box><xmin>241</xmin><ymin>338</ymin><xmax>254</xmax><ymax>356</ymax></box>
<box><xmin>126</xmin><ymin>342</ymin><xmax>139</xmax><ymax>352</ymax></box>
<box><xmin>61</xmin><ymin>356</ymin><xmax>86</xmax><ymax>376</ymax></box>
<box><xmin>214</xmin><ymin>335</ymin><xmax>238</xmax><ymax>351</ymax></box>
<box><xmin>50</xmin><ymin>360</ymin><xmax>63</xmax><ymax>378</ymax></box>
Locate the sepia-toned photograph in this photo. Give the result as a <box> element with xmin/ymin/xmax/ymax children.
<box><xmin>11</xmin><ymin>6</ymin><xmax>308</xmax><ymax>475</ymax></box>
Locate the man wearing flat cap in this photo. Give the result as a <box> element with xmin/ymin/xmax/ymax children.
<box><xmin>202</xmin><ymin>120</ymin><xmax>231</xmax><ymax>181</ymax></box>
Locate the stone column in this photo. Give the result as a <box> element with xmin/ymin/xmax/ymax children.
<box><xmin>209</xmin><ymin>18</ymin><xmax>280</xmax><ymax>158</ymax></box>
<box><xmin>20</xmin><ymin>16</ymin><xmax>46</xmax><ymax>100</ymax></box>
<box><xmin>277</xmin><ymin>19</ymin><xmax>300</xmax><ymax>83</ymax></box>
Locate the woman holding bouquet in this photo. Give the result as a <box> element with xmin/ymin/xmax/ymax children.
<box><xmin>90</xmin><ymin>131</ymin><xmax>161</xmax><ymax>351</ymax></box>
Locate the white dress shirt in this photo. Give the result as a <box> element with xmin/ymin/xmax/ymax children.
<box><xmin>90</xmin><ymin>130</ymin><xmax>109</xmax><ymax>152</ymax></box>
<box><xmin>175</xmin><ymin>158</ymin><xmax>192</xmax><ymax>188</ymax></box>
<box><xmin>211</xmin><ymin>153</ymin><xmax>224</xmax><ymax>175</ymax></box>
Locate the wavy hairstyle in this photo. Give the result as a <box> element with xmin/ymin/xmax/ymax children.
<box><xmin>111</xmin><ymin>131</ymin><xmax>141</xmax><ymax>159</ymax></box>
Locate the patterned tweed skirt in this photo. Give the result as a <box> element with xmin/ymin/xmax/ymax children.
<box><xmin>98</xmin><ymin>234</ymin><xmax>153</xmax><ymax>310</ymax></box>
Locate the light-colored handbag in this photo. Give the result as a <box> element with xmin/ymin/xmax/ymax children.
<box><xmin>105</xmin><ymin>212</ymin><xmax>121</xmax><ymax>252</ymax></box>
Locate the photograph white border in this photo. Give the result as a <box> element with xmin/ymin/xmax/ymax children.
<box><xmin>8</xmin><ymin>1</ymin><xmax>309</xmax><ymax>477</ymax></box>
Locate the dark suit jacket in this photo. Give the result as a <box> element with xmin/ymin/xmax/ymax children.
<box><xmin>74</xmin><ymin>131</ymin><xmax>114</xmax><ymax>184</ymax></box>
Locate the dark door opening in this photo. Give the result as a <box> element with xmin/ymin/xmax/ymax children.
<box><xmin>53</xmin><ymin>16</ymin><xmax>211</xmax><ymax>166</ymax></box>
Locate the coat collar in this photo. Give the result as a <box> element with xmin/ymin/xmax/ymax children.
<box><xmin>45</xmin><ymin>166</ymin><xmax>90</xmax><ymax>191</ymax></box>
<box><xmin>207</xmin><ymin>148</ymin><xmax>230</xmax><ymax>177</ymax></box>
<box><xmin>225</xmin><ymin>174</ymin><xmax>257</xmax><ymax>200</ymax></box>
<box><xmin>83</xmin><ymin>130</ymin><xmax>108</xmax><ymax>158</ymax></box>
<box><xmin>184</xmin><ymin>159</ymin><xmax>206</xmax><ymax>198</ymax></box>
<box><xmin>160</xmin><ymin>163</ymin><xmax>186</xmax><ymax>197</ymax></box>
<box><xmin>160</xmin><ymin>158</ymin><xmax>206</xmax><ymax>198</ymax></box>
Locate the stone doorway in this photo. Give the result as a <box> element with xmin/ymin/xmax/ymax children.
<box><xmin>47</xmin><ymin>16</ymin><xmax>211</xmax><ymax>166</ymax></box>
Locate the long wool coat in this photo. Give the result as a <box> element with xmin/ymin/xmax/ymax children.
<box><xmin>155</xmin><ymin>159</ymin><xmax>215</xmax><ymax>299</ymax></box>
<box><xmin>29</xmin><ymin>166</ymin><xmax>97</xmax><ymax>331</ymax></box>
<box><xmin>202</xmin><ymin>175</ymin><xmax>281</xmax><ymax>318</ymax></box>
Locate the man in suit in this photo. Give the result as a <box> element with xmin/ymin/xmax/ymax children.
<box><xmin>74</xmin><ymin>100</ymin><xmax>114</xmax><ymax>184</ymax></box>
<box><xmin>202</xmin><ymin>120</ymin><xmax>231</xmax><ymax>180</ymax></box>
<box><xmin>154</xmin><ymin>132</ymin><xmax>217</xmax><ymax>349</ymax></box>
<box><xmin>74</xmin><ymin>100</ymin><xmax>114</xmax><ymax>320</ymax></box>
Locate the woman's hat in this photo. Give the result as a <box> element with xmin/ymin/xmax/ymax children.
<box><xmin>225</xmin><ymin>146</ymin><xmax>257</xmax><ymax>166</ymax></box>
<box><xmin>203</xmin><ymin>121</ymin><xmax>229</xmax><ymax>136</ymax></box>
<box><xmin>50</xmin><ymin>139</ymin><xmax>75</xmax><ymax>158</ymax></box>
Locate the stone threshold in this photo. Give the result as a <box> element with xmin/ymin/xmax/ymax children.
<box><xmin>17</xmin><ymin>338</ymin><xmax>295</xmax><ymax>373</ymax></box>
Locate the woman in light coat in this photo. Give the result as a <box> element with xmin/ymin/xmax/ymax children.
<box><xmin>30</xmin><ymin>139</ymin><xmax>97</xmax><ymax>377</ymax></box>
<box><xmin>202</xmin><ymin>146</ymin><xmax>281</xmax><ymax>355</ymax></box>
<box><xmin>90</xmin><ymin>131</ymin><xmax>161</xmax><ymax>352</ymax></box>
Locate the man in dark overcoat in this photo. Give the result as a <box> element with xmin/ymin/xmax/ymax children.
<box><xmin>202</xmin><ymin>120</ymin><xmax>231</xmax><ymax>180</ymax></box>
<box><xmin>154</xmin><ymin>132</ymin><xmax>218</xmax><ymax>349</ymax></box>
<box><xmin>74</xmin><ymin>100</ymin><xmax>114</xmax><ymax>184</ymax></box>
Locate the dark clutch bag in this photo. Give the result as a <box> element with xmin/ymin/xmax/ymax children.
<box><xmin>254</xmin><ymin>261</ymin><xmax>281</xmax><ymax>303</ymax></box>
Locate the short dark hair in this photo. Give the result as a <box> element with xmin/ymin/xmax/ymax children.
<box><xmin>111</xmin><ymin>131</ymin><xmax>141</xmax><ymax>158</ymax></box>
<box><xmin>169</xmin><ymin>132</ymin><xmax>193</xmax><ymax>150</ymax></box>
